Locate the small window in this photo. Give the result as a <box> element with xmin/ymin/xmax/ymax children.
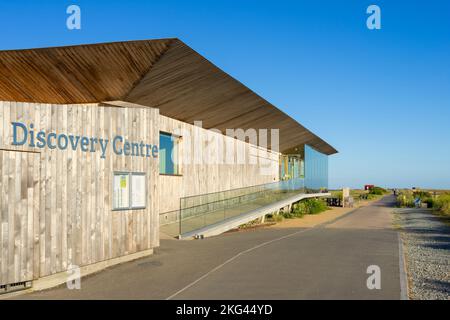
<box><xmin>160</xmin><ymin>132</ymin><xmax>180</xmax><ymax>175</ymax></box>
<box><xmin>113</xmin><ymin>172</ymin><xmax>146</xmax><ymax>210</ymax></box>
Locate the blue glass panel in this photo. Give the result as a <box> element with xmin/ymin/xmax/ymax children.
<box><xmin>160</xmin><ymin>133</ymin><xmax>175</xmax><ymax>174</ymax></box>
<box><xmin>293</xmin><ymin>158</ymin><xmax>300</xmax><ymax>178</ymax></box>
<box><xmin>304</xmin><ymin>145</ymin><xmax>328</xmax><ymax>190</ymax></box>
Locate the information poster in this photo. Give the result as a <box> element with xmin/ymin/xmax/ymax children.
<box><xmin>113</xmin><ymin>174</ymin><xmax>129</xmax><ymax>209</ymax></box>
<box><xmin>131</xmin><ymin>174</ymin><xmax>146</xmax><ymax>208</ymax></box>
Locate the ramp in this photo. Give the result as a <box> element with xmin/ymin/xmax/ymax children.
<box><xmin>179</xmin><ymin>192</ymin><xmax>330</xmax><ymax>239</ymax></box>
<box><xmin>159</xmin><ymin>178</ymin><xmax>331</xmax><ymax>239</ymax></box>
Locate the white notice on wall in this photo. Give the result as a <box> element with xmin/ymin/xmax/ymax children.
<box><xmin>113</xmin><ymin>174</ymin><xmax>129</xmax><ymax>209</ymax></box>
<box><xmin>131</xmin><ymin>174</ymin><xmax>146</xmax><ymax>208</ymax></box>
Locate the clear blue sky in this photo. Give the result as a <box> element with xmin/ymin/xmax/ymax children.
<box><xmin>0</xmin><ymin>0</ymin><xmax>449</xmax><ymax>189</ymax></box>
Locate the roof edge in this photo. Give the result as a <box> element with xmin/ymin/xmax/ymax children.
<box><xmin>0</xmin><ymin>38</ymin><xmax>178</xmax><ymax>53</ymax></box>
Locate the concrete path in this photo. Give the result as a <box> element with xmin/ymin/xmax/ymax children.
<box><xmin>17</xmin><ymin>195</ymin><xmax>402</xmax><ymax>300</ymax></box>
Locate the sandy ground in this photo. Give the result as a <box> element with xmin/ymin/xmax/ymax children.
<box><xmin>271</xmin><ymin>199</ymin><xmax>378</xmax><ymax>229</ymax></box>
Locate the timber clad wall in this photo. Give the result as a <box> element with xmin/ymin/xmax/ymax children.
<box><xmin>0</xmin><ymin>100</ymin><xmax>279</xmax><ymax>286</ymax></box>
<box><xmin>0</xmin><ymin>150</ymin><xmax>39</xmax><ymax>286</ymax></box>
<box><xmin>158</xmin><ymin>115</ymin><xmax>279</xmax><ymax>214</ymax></box>
<box><xmin>0</xmin><ymin>101</ymin><xmax>159</xmax><ymax>284</ymax></box>
<box><xmin>0</xmin><ymin>40</ymin><xmax>336</xmax><ymax>287</ymax></box>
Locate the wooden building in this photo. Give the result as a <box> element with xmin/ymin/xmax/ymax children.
<box><xmin>0</xmin><ymin>39</ymin><xmax>337</xmax><ymax>292</ymax></box>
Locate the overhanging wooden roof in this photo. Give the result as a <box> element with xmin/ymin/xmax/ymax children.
<box><xmin>0</xmin><ymin>38</ymin><xmax>337</xmax><ymax>155</ymax></box>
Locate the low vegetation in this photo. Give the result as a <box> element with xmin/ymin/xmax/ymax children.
<box><xmin>396</xmin><ymin>189</ymin><xmax>450</xmax><ymax>216</ymax></box>
<box><xmin>330</xmin><ymin>190</ymin><xmax>343</xmax><ymax>199</ymax></box>
<box><xmin>282</xmin><ymin>198</ymin><xmax>329</xmax><ymax>219</ymax></box>
<box><xmin>396</xmin><ymin>190</ymin><xmax>416</xmax><ymax>208</ymax></box>
<box><xmin>240</xmin><ymin>198</ymin><xmax>331</xmax><ymax>229</ymax></box>
<box><xmin>266</xmin><ymin>213</ymin><xmax>284</xmax><ymax>223</ymax></box>
<box><xmin>353</xmin><ymin>187</ymin><xmax>389</xmax><ymax>200</ymax></box>
<box><xmin>368</xmin><ymin>186</ymin><xmax>387</xmax><ymax>196</ymax></box>
<box><xmin>338</xmin><ymin>187</ymin><xmax>388</xmax><ymax>202</ymax></box>
<box><xmin>430</xmin><ymin>194</ymin><xmax>450</xmax><ymax>215</ymax></box>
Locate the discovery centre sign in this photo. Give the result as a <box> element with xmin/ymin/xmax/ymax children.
<box><xmin>11</xmin><ymin>122</ymin><xmax>159</xmax><ymax>159</ymax></box>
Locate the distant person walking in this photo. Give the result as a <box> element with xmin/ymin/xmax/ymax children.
<box><xmin>414</xmin><ymin>197</ymin><xmax>421</xmax><ymax>208</ymax></box>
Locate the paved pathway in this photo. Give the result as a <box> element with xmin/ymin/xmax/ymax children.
<box><xmin>18</xmin><ymin>196</ymin><xmax>402</xmax><ymax>300</ymax></box>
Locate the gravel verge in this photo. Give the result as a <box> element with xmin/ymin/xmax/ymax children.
<box><xmin>395</xmin><ymin>208</ymin><xmax>450</xmax><ymax>300</ymax></box>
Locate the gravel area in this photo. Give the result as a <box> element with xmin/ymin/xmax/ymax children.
<box><xmin>395</xmin><ymin>208</ymin><xmax>450</xmax><ymax>300</ymax></box>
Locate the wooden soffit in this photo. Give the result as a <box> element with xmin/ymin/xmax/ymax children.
<box><xmin>0</xmin><ymin>38</ymin><xmax>337</xmax><ymax>155</ymax></box>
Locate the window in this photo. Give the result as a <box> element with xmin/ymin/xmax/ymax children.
<box><xmin>113</xmin><ymin>172</ymin><xmax>146</xmax><ymax>210</ymax></box>
<box><xmin>304</xmin><ymin>144</ymin><xmax>329</xmax><ymax>189</ymax></box>
<box><xmin>160</xmin><ymin>132</ymin><xmax>180</xmax><ymax>175</ymax></box>
<box><xmin>280</xmin><ymin>155</ymin><xmax>304</xmax><ymax>180</ymax></box>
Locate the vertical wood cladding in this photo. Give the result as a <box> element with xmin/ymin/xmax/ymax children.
<box><xmin>0</xmin><ymin>101</ymin><xmax>159</xmax><ymax>282</ymax></box>
<box><xmin>158</xmin><ymin>115</ymin><xmax>280</xmax><ymax>214</ymax></box>
<box><xmin>0</xmin><ymin>100</ymin><xmax>280</xmax><ymax>285</ymax></box>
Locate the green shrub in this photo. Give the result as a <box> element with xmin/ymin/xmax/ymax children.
<box><xmin>413</xmin><ymin>191</ymin><xmax>432</xmax><ymax>199</ymax></box>
<box><xmin>292</xmin><ymin>202</ymin><xmax>309</xmax><ymax>217</ymax></box>
<box><xmin>369</xmin><ymin>186</ymin><xmax>387</xmax><ymax>195</ymax></box>
<box><xmin>282</xmin><ymin>198</ymin><xmax>329</xmax><ymax>218</ymax></box>
<box><xmin>396</xmin><ymin>190</ymin><xmax>450</xmax><ymax>214</ymax></box>
<box><xmin>266</xmin><ymin>213</ymin><xmax>284</xmax><ymax>222</ymax></box>
<box><xmin>281</xmin><ymin>211</ymin><xmax>295</xmax><ymax>219</ymax></box>
<box><xmin>396</xmin><ymin>191</ymin><xmax>415</xmax><ymax>208</ymax></box>
<box><xmin>433</xmin><ymin>195</ymin><xmax>450</xmax><ymax>215</ymax></box>
<box><xmin>423</xmin><ymin>197</ymin><xmax>434</xmax><ymax>208</ymax></box>
<box><xmin>306</xmin><ymin>198</ymin><xmax>329</xmax><ymax>214</ymax></box>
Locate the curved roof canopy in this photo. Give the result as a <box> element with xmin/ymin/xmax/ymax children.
<box><xmin>0</xmin><ymin>38</ymin><xmax>337</xmax><ymax>155</ymax></box>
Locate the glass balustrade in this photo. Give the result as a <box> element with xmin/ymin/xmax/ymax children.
<box><xmin>160</xmin><ymin>178</ymin><xmax>308</xmax><ymax>237</ymax></box>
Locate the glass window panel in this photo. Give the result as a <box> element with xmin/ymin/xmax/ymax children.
<box><xmin>160</xmin><ymin>132</ymin><xmax>178</xmax><ymax>175</ymax></box>
<box><xmin>304</xmin><ymin>145</ymin><xmax>329</xmax><ymax>190</ymax></box>
<box><xmin>300</xmin><ymin>160</ymin><xmax>305</xmax><ymax>178</ymax></box>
